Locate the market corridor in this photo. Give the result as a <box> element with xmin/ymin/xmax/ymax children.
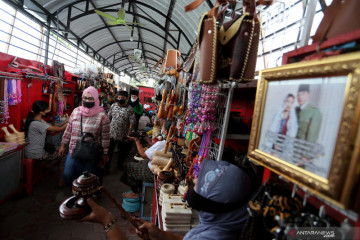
<box><xmin>0</xmin><ymin>116</ymin><xmax>150</xmax><ymax>240</ymax></box>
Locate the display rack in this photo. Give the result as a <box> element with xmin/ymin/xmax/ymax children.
<box><xmin>0</xmin><ymin>71</ymin><xmax>23</xmax><ymax>79</ymax></box>
<box><xmin>178</xmin><ymin>76</ymin><xmax>256</xmax><ymax>161</ymax></box>
<box><xmin>196</xmin><ymin>81</ymin><xmax>257</xmax><ymax>161</ymax></box>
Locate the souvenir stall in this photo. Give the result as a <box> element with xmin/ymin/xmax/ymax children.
<box><xmin>147</xmin><ymin>0</ymin><xmax>360</xmax><ymax>239</ymax></box>
<box><xmin>148</xmin><ymin>0</ymin><xmax>262</xmax><ymax>232</ymax></box>
<box><xmin>0</xmin><ymin>0</ymin><xmax>360</xmax><ymax>238</ymax></box>
<box><xmin>0</xmin><ymin>51</ymin><xmax>76</xmax><ymax>202</ymax></box>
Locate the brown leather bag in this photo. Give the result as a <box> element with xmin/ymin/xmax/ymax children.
<box><xmin>186</xmin><ymin>0</ymin><xmax>227</xmax><ymax>83</ymax></box>
<box><xmin>154</xmin><ymin>49</ymin><xmax>182</xmax><ymax>75</ymax></box>
<box><xmin>312</xmin><ymin>0</ymin><xmax>360</xmax><ymax>43</ymax></box>
<box><xmin>217</xmin><ymin>0</ymin><xmax>260</xmax><ymax>82</ymax></box>
<box><xmin>52</xmin><ymin>60</ymin><xmax>65</xmax><ymax>79</ymax></box>
<box><xmin>192</xmin><ymin>10</ymin><xmax>219</xmax><ymax>83</ymax></box>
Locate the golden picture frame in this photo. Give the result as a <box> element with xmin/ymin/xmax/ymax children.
<box><xmin>248</xmin><ymin>52</ymin><xmax>360</xmax><ymax>208</ymax></box>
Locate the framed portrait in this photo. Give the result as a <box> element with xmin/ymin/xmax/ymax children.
<box><xmin>248</xmin><ymin>52</ymin><xmax>360</xmax><ymax>208</ymax></box>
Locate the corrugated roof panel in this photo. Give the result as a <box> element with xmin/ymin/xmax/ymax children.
<box><xmin>132</xmin><ymin>22</ymin><xmax>166</xmax><ymax>40</ymax></box>
<box><xmin>40</xmin><ymin>0</ymin><xmax>75</xmax><ymax>14</ymax></box>
<box><xmin>144</xmin><ymin>46</ymin><xmax>162</xmax><ymax>58</ymax></box>
<box><xmin>173</xmin><ymin>0</ymin><xmax>207</xmax><ymax>45</ymax></box>
<box><xmin>71</xmin><ymin>14</ymin><xmax>104</xmax><ymax>38</ymax></box>
<box><xmin>23</xmin><ymin>0</ymin><xmax>214</xmax><ymax>77</ymax></box>
<box><xmin>92</xmin><ymin>0</ymin><xmax>123</xmax><ymax>9</ymax></box>
<box><xmin>179</xmin><ymin>38</ymin><xmax>193</xmax><ymax>56</ymax></box>
<box><xmin>85</xmin><ymin>29</ymin><xmax>114</xmax><ymax>49</ymax></box>
<box><xmin>135</xmin><ymin>1</ymin><xmax>168</xmax><ymax>26</ymax></box>
<box><xmin>142</xmin><ymin>44</ymin><xmax>163</xmax><ymax>56</ymax></box>
<box><xmin>142</xmin><ymin>30</ymin><xmax>167</xmax><ymax>48</ymax></box>
<box><xmin>100</xmin><ymin>42</ymin><xmax>139</xmax><ymax>58</ymax></box>
<box><xmin>115</xmin><ymin>59</ymin><xmax>132</xmax><ymax>68</ymax></box>
<box><xmin>114</xmin><ymin>57</ymin><xmax>131</xmax><ymax>65</ymax></box>
<box><xmin>138</xmin><ymin>37</ymin><xmax>164</xmax><ymax>52</ymax></box>
<box><xmin>69</xmin><ymin>7</ymin><xmax>83</xmax><ymax>21</ymax></box>
<box><xmin>112</xmin><ymin>26</ymin><xmax>138</xmax><ymax>41</ymax></box>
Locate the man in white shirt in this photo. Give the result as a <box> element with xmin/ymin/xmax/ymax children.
<box><xmin>121</xmin><ymin>120</ymin><xmax>172</xmax><ymax>199</ymax></box>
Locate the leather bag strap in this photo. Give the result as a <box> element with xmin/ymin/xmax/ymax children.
<box><xmin>176</xmin><ymin>50</ymin><xmax>182</xmax><ymax>68</ymax></box>
<box><xmin>80</xmin><ymin>114</ymin><xmax>83</xmax><ymax>137</ymax></box>
<box><xmin>154</xmin><ymin>58</ymin><xmax>163</xmax><ymax>69</ymax></box>
<box><xmin>184</xmin><ymin>0</ymin><xmax>205</xmax><ymax>12</ymax></box>
<box><xmin>185</xmin><ymin>0</ymin><xmax>228</xmax><ymax>18</ymax></box>
<box><xmin>243</xmin><ymin>0</ymin><xmax>257</xmax><ymax>18</ymax></box>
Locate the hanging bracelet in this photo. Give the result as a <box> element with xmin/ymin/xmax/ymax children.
<box><xmin>103</xmin><ymin>219</ymin><xmax>117</xmax><ymax>233</ymax></box>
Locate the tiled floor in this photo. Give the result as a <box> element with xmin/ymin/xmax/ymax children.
<box><xmin>0</xmin><ymin>116</ymin><xmax>151</xmax><ymax>240</ymax></box>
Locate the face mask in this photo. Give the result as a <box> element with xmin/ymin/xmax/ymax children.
<box><xmin>83</xmin><ymin>101</ymin><xmax>95</xmax><ymax>108</ymax></box>
<box><xmin>131</xmin><ymin>98</ymin><xmax>137</xmax><ymax>102</ymax></box>
<box><xmin>185</xmin><ymin>181</ymin><xmax>245</xmax><ymax>214</ymax></box>
<box><xmin>184</xmin><ymin>183</ymin><xmax>201</xmax><ymax>211</ymax></box>
<box><xmin>118</xmin><ymin>99</ymin><xmax>126</xmax><ymax>105</ymax></box>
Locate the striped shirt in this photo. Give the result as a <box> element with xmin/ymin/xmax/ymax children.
<box><xmin>61</xmin><ymin>107</ymin><xmax>111</xmax><ymax>155</ymax></box>
<box><xmin>24</xmin><ymin>119</ymin><xmax>50</xmax><ymax>159</ymax></box>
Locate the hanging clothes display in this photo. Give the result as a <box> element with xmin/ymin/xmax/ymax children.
<box><xmin>8</xmin><ymin>79</ymin><xmax>14</xmax><ymax>105</ymax></box>
<box><xmin>7</xmin><ymin>78</ymin><xmax>21</xmax><ymax>106</ymax></box>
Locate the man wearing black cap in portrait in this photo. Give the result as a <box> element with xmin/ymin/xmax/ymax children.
<box><xmin>295</xmin><ymin>84</ymin><xmax>322</xmax><ymax>162</ymax></box>
<box><xmin>128</xmin><ymin>89</ymin><xmax>143</xmax><ymax>130</ymax></box>
<box><xmin>106</xmin><ymin>90</ymin><xmax>136</xmax><ymax>170</ymax></box>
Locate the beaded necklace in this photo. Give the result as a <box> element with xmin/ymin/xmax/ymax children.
<box><xmin>188</xmin><ymin>130</ymin><xmax>212</xmax><ymax>179</ymax></box>
<box><xmin>0</xmin><ymin>78</ymin><xmax>4</xmax><ymax>123</ymax></box>
<box><xmin>2</xmin><ymin>79</ymin><xmax>10</xmax><ymax>124</ymax></box>
<box><xmin>16</xmin><ymin>80</ymin><xmax>21</xmax><ymax>103</ymax></box>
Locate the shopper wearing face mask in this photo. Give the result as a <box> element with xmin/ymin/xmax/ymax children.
<box><xmin>24</xmin><ymin>100</ymin><xmax>68</xmax><ymax>187</ymax></box>
<box><xmin>106</xmin><ymin>90</ymin><xmax>136</xmax><ymax>171</ymax></box>
<box><xmin>59</xmin><ymin>86</ymin><xmax>110</xmax><ymax>186</ymax></box>
<box><xmin>128</xmin><ymin>89</ymin><xmax>143</xmax><ymax>131</ymax></box>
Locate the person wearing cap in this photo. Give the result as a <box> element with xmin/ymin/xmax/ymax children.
<box><xmin>107</xmin><ymin>91</ymin><xmax>136</xmax><ymax>171</ymax></box>
<box><xmin>295</xmin><ymin>84</ymin><xmax>322</xmax><ymax>162</ymax></box>
<box><xmin>128</xmin><ymin>89</ymin><xmax>143</xmax><ymax>131</ymax></box>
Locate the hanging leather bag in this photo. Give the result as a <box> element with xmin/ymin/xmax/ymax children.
<box><xmin>164</xmin><ymin>49</ymin><xmax>182</xmax><ymax>71</ymax></box>
<box><xmin>217</xmin><ymin>0</ymin><xmax>260</xmax><ymax>82</ymax></box>
<box><xmin>52</xmin><ymin>60</ymin><xmax>65</xmax><ymax>79</ymax></box>
<box><xmin>312</xmin><ymin>0</ymin><xmax>360</xmax><ymax>43</ymax></box>
<box><xmin>189</xmin><ymin>2</ymin><xmax>223</xmax><ymax>84</ymax></box>
<box><xmin>72</xmin><ymin>114</ymin><xmax>101</xmax><ymax>162</ymax></box>
<box><xmin>154</xmin><ymin>50</ymin><xmax>182</xmax><ymax>75</ymax></box>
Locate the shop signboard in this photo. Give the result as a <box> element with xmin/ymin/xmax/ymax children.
<box><xmin>248</xmin><ymin>52</ymin><xmax>360</xmax><ymax>208</ymax></box>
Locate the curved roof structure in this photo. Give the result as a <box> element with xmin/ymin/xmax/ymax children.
<box><xmin>18</xmin><ymin>0</ymin><xmax>216</xmax><ymax>80</ymax></box>
<box><xmin>7</xmin><ymin>0</ymin><xmax>325</xmax><ymax>82</ymax></box>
